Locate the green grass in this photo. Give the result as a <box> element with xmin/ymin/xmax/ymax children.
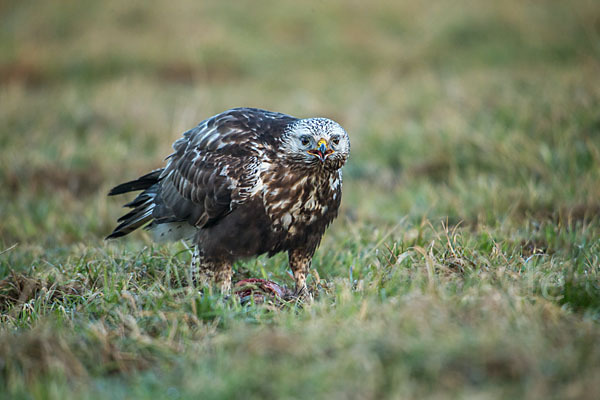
<box><xmin>1</xmin><ymin>0</ymin><xmax>600</xmax><ymax>398</ymax></box>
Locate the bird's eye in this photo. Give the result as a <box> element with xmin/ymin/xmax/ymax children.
<box><xmin>300</xmin><ymin>135</ymin><xmax>311</xmax><ymax>147</ymax></box>
<box><xmin>331</xmin><ymin>136</ymin><xmax>340</xmax><ymax>146</ymax></box>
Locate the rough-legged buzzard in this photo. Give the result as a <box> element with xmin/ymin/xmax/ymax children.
<box><xmin>107</xmin><ymin>107</ymin><xmax>350</xmax><ymax>296</ymax></box>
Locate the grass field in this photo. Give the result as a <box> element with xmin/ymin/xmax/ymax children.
<box><xmin>1</xmin><ymin>0</ymin><xmax>600</xmax><ymax>398</ymax></box>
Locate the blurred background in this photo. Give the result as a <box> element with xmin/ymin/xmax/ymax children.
<box><xmin>2</xmin><ymin>1</ymin><xmax>600</xmax><ymax>398</ymax></box>
<box><xmin>1</xmin><ymin>0</ymin><xmax>599</xmax><ymax>246</ymax></box>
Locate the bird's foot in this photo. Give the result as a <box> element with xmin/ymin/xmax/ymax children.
<box><xmin>290</xmin><ymin>286</ymin><xmax>313</xmax><ymax>305</ymax></box>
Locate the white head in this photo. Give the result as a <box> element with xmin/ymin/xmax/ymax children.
<box><xmin>281</xmin><ymin>118</ymin><xmax>350</xmax><ymax>172</ymax></box>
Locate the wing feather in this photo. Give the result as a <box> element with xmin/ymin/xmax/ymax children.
<box><xmin>153</xmin><ymin>108</ymin><xmax>294</xmax><ymax>229</ymax></box>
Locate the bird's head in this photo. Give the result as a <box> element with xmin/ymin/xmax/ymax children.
<box><xmin>282</xmin><ymin>118</ymin><xmax>350</xmax><ymax>172</ymax></box>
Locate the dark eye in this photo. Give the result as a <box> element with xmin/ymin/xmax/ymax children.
<box><xmin>331</xmin><ymin>136</ymin><xmax>340</xmax><ymax>146</ymax></box>
<box><xmin>300</xmin><ymin>135</ymin><xmax>311</xmax><ymax>147</ymax></box>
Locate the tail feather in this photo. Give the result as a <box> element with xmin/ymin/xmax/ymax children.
<box><xmin>106</xmin><ymin>169</ymin><xmax>164</xmax><ymax>240</ymax></box>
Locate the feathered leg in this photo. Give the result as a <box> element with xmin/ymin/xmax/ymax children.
<box><xmin>190</xmin><ymin>246</ymin><xmax>232</xmax><ymax>294</ymax></box>
<box><xmin>289</xmin><ymin>249</ymin><xmax>314</xmax><ymax>301</ymax></box>
<box><xmin>189</xmin><ymin>246</ymin><xmax>213</xmax><ymax>288</ymax></box>
<box><xmin>214</xmin><ymin>262</ymin><xmax>233</xmax><ymax>294</ymax></box>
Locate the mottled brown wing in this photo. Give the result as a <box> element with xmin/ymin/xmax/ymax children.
<box><xmin>153</xmin><ymin>113</ymin><xmax>264</xmax><ymax>228</ymax></box>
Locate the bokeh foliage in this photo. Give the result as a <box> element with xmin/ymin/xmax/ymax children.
<box><xmin>1</xmin><ymin>0</ymin><xmax>600</xmax><ymax>398</ymax></box>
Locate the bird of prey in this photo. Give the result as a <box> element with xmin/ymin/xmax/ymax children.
<box><xmin>106</xmin><ymin>107</ymin><xmax>350</xmax><ymax>297</ymax></box>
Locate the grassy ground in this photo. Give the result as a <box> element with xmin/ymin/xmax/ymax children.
<box><xmin>1</xmin><ymin>0</ymin><xmax>600</xmax><ymax>398</ymax></box>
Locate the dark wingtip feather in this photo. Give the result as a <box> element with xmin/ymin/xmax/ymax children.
<box><xmin>106</xmin><ymin>209</ymin><xmax>153</xmax><ymax>240</ymax></box>
<box><xmin>107</xmin><ymin>169</ymin><xmax>163</xmax><ymax>239</ymax></box>
<box><xmin>108</xmin><ymin>169</ymin><xmax>164</xmax><ymax>196</ymax></box>
<box><xmin>105</xmin><ymin>231</ymin><xmax>126</xmax><ymax>240</ymax></box>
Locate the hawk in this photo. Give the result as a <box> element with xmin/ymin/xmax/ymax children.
<box><xmin>106</xmin><ymin>107</ymin><xmax>350</xmax><ymax>297</ymax></box>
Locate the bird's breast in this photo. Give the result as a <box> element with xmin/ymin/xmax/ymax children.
<box><xmin>261</xmin><ymin>169</ymin><xmax>341</xmax><ymax>239</ymax></box>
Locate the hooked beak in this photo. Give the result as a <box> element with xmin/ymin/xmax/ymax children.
<box><xmin>307</xmin><ymin>139</ymin><xmax>334</xmax><ymax>163</ymax></box>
